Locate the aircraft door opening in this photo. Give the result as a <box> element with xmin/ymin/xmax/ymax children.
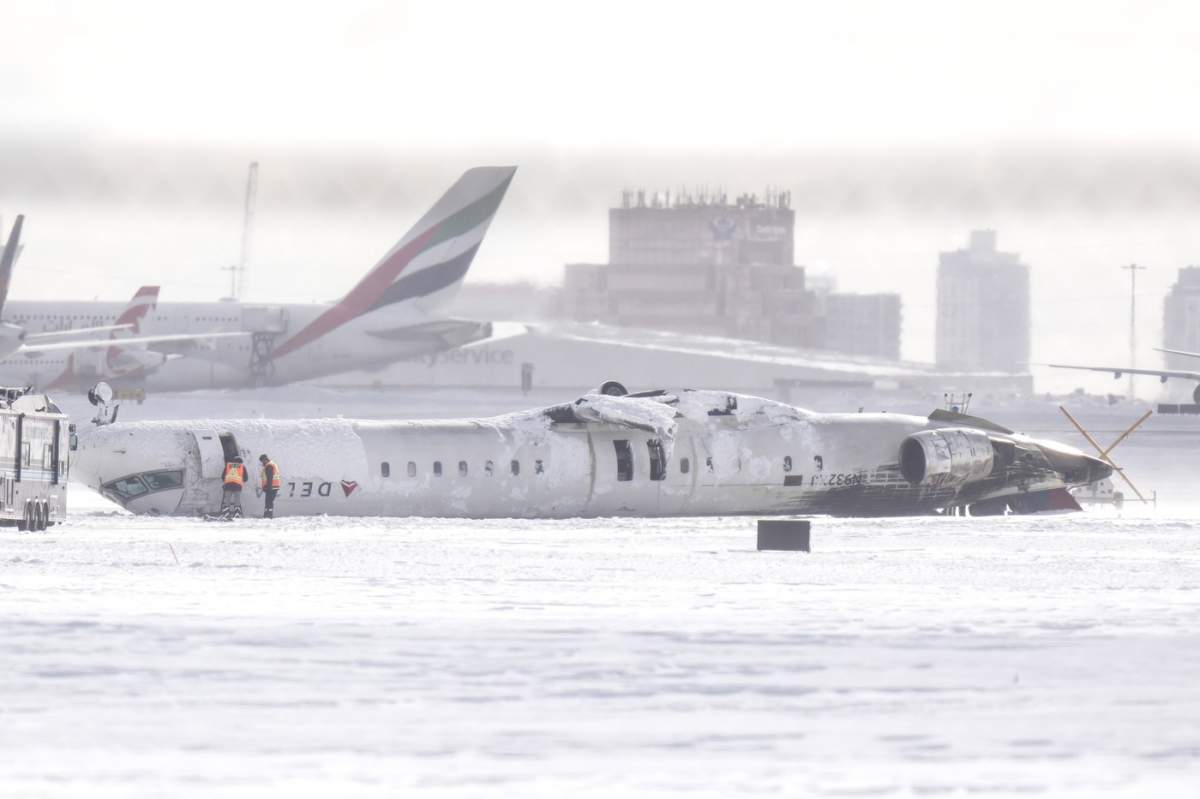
<box><xmin>219</xmin><ymin>433</ymin><xmax>240</xmax><ymax>463</ymax></box>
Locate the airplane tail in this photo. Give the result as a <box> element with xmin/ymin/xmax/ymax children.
<box><xmin>106</xmin><ymin>286</ymin><xmax>161</xmax><ymax>372</ymax></box>
<box><xmin>272</xmin><ymin>166</ymin><xmax>516</xmax><ymax>359</ymax></box>
<box><xmin>113</xmin><ymin>286</ymin><xmax>160</xmax><ymax>334</ymax></box>
<box><xmin>0</xmin><ymin>215</ymin><xmax>24</xmax><ymax>315</ymax></box>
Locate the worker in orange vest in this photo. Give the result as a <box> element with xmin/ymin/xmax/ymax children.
<box><xmin>221</xmin><ymin>456</ymin><xmax>248</xmax><ymax>518</ymax></box>
<box><xmin>259</xmin><ymin>454</ymin><xmax>281</xmax><ymax>518</ymax></box>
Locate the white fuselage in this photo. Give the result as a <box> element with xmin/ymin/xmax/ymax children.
<box><xmin>2</xmin><ymin>300</ymin><xmax>487</xmax><ymax>391</ymax></box>
<box><xmin>71</xmin><ymin>390</ymin><xmax>1102</xmax><ymax>519</ymax></box>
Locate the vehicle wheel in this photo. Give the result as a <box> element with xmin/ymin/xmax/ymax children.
<box><xmin>40</xmin><ymin>503</ymin><xmax>51</xmax><ymax>531</ymax></box>
<box><xmin>33</xmin><ymin>503</ymin><xmax>44</xmax><ymax>532</ymax></box>
<box><xmin>17</xmin><ymin>503</ymin><xmax>29</xmax><ymax>532</ymax></box>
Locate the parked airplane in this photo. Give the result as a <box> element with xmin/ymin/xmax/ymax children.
<box><xmin>1049</xmin><ymin>348</ymin><xmax>1200</xmax><ymax>403</ymax></box>
<box><xmin>0</xmin><ymin>216</ymin><xmax>173</xmax><ymax>361</ymax></box>
<box><xmin>73</xmin><ymin>382</ymin><xmax>1111</xmax><ymax>519</ymax></box>
<box><xmin>1</xmin><ymin>165</ymin><xmax>515</xmax><ymax>391</ymax></box>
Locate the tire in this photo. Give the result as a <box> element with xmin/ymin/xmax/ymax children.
<box><xmin>17</xmin><ymin>503</ymin><xmax>29</xmax><ymax>532</ymax></box>
<box><xmin>40</xmin><ymin>503</ymin><xmax>51</xmax><ymax>531</ymax></box>
<box><xmin>33</xmin><ymin>503</ymin><xmax>44</xmax><ymax>532</ymax></box>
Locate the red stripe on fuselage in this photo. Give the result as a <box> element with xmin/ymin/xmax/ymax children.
<box><xmin>271</xmin><ymin>227</ymin><xmax>438</xmax><ymax>360</ymax></box>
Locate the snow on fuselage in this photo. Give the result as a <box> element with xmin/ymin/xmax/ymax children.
<box><xmin>71</xmin><ymin>390</ymin><xmax>1108</xmax><ymax>519</ymax></box>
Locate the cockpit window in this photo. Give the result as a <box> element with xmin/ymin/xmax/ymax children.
<box><xmin>104</xmin><ymin>475</ymin><xmax>149</xmax><ymax>500</ymax></box>
<box><xmin>142</xmin><ymin>470</ymin><xmax>183</xmax><ymax>491</ymax></box>
<box><xmin>102</xmin><ymin>470</ymin><xmax>183</xmax><ymax>502</ymax></box>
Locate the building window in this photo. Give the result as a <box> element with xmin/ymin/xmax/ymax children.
<box><xmin>381</xmin><ymin>461</ymin><xmax>390</xmax><ymax>478</ymax></box>
<box><xmin>706</xmin><ymin>456</ymin><xmax>714</xmax><ymax>473</ymax></box>
<box><xmin>783</xmin><ymin>456</ymin><xmax>792</xmax><ymax>473</ymax></box>
<box><xmin>458</xmin><ymin>460</ymin><xmax>468</xmax><ymax>477</ymax></box>
<box><xmin>485</xmin><ymin>460</ymin><xmax>494</xmax><ymax>476</ymax></box>
<box><xmin>535</xmin><ymin>459</ymin><xmax>544</xmax><ymax>475</ymax></box>
<box><xmin>407</xmin><ymin>461</ymin><xmax>417</xmax><ymax>477</ymax></box>
<box><xmin>511</xmin><ymin>460</ymin><xmax>520</xmax><ymax>476</ymax></box>
<box><xmin>433</xmin><ymin>461</ymin><xmax>442</xmax><ymax>477</ymax></box>
<box><xmin>680</xmin><ymin>457</ymin><xmax>690</xmax><ymax>474</ymax></box>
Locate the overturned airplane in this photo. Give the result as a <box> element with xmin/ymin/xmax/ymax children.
<box><xmin>72</xmin><ymin>384</ymin><xmax>1111</xmax><ymax>519</ymax></box>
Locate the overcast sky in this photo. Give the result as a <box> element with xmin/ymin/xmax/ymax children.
<box><xmin>5</xmin><ymin>0</ymin><xmax>1198</xmax><ymax>149</ymax></box>
<box><xmin>2</xmin><ymin>0</ymin><xmax>1199</xmax><ymax>390</ymax></box>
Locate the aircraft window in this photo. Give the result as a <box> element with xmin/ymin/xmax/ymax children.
<box><xmin>485</xmin><ymin>460</ymin><xmax>494</xmax><ymax>476</ymax></box>
<box><xmin>783</xmin><ymin>456</ymin><xmax>792</xmax><ymax>472</ymax></box>
<box><xmin>407</xmin><ymin>461</ymin><xmax>417</xmax><ymax>477</ymax></box>
<box><xmin>614</xmin><ymin>440</ymin><xmax>633</xmax><ymax>482</ymax></box>
<box><xmin>648</xmin><ymin>440</ymin><xmax>666</xmax><ymax>481</ymax></box>
<box><xmin>104</xmin><ymin>474</ymin><xmax>149</xmax><ymax>500</ymax></box>
<box><xmin>680</xmin><ymin>457</ymin><xmax>690</xmax><ymax>474</ymax></box>
<box><xmin>535</xmin><ymin>459</ymin><xmax>544</xmax><ymax>475</ymax></box>
<box><xmin>433</xmin><ymin>461</ymin><xmax>442</xmax><ymax>477</ymax></box>
<box><xmin>142</xmin><ymin>470</ymin><xmax>183</xmax><ymax>491</ymax></box>
<box><xmin>381</xmin><ymin>461</ymin><xmax>390</xmax><ymax>478</ymax></box>
<box><xmin>511</xmin><ymin>459</ymin><xmax>520</xmax><ymax>476</ymax></box>
<box><xmin>458</xmin><ymin>460</ymin><xmax>468</xmax><ymax>477</ymax></box>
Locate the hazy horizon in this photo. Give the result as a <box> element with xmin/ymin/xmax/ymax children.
<box><xmin>2</xmin><ymin>0</ymin><xmax>1197</xmax><ymax>397</ymax></box>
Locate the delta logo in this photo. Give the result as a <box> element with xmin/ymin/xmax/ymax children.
<box><xmin>340</xmin><ymin>480</ymin><xmax>359</xmax><ymax>497</ymax></box>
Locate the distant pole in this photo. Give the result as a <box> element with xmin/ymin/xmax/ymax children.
<box><xmin>237</xmin><ymin>162</ymin><xmax>259</xmax><ymax>300</ymax></box>
<box><xmin>1121</xmin><ymin>264</ymin><xmax>1147</xmax><ymax>401</ymax></box>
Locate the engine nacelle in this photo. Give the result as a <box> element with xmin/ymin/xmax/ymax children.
<box><xmin>108</xmin><ymin>347</ymin><xmax>168</xmax><ymax>374</ymax></box>
<box><xmin>900</xmin><ymin>428</ymin><xmax>995</xmax><ymax>488</ymax></box>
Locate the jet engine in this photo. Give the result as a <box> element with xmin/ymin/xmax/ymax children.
<box><xmin>109</xmin><ymin>347</ymin><xmax>169</xmax><ymax>373</ymax></box>
<box><xmin>899</xmin><ymin>428</ymin><xmax>994</xmax><ymax>488</ymax></box>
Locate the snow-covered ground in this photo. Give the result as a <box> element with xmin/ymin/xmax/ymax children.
<box><xmin>3</xmin><ymin>498</ymin><xmax>1199</xmax><ymax>797</ymax></box>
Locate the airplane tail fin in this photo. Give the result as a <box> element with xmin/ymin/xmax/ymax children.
<box><xmin>113</xmin><ymin>286</ymin><xmax>161</xmax><ymax>336</ymax></box>
<box><xmin>0</xmin><ymin>215</ymin><xmax>24</xmax><ymax>314</ymax></box>
<box><xmin>273</xmin><ymin>166</ymin><xmax>516</xmax><ymax>359</ymax></box>
<box><xmin>106</xmin><ymin>285</ymin><xmax>161</xmax><ymax>372</ymax></box>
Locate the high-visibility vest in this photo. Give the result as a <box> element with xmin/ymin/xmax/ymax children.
<box><xmin>260</xmin><ymin>461</ymin><xmax>282</xmax><ymax>490</ymax></box>
<box><xmin>223</xmin><ymin>462</ymin><xmax>246</xmax><ymax>487</ymax></box>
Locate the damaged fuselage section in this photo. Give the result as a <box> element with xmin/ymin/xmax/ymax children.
<box><xmin>72</xmin><ymin>387</ymin><xmax>1111</xmax><ymax>518</ymax></box>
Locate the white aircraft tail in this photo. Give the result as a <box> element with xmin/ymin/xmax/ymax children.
<box><xmin>273</xmin><ymin>166</ymin><xmax>516</xmax><ymax>359</ymax></box>
<box><xmin>0</xmin><ymin>214</ymin><xmax>24</xmax><ymax>315</ymax></box>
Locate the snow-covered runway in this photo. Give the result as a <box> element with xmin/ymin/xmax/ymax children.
<box><xmin>3</xmin><ymin>505</ymin><xmax>1199</xmax><ymax>796</ymax></box>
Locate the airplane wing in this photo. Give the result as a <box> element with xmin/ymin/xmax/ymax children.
<box><xmin>1046</xmin><ymin>362</ymin><xmax>1200</xmax><ymax>382</ymax></box>
<box><xmin>24</xmin><ymin>324</ymin><xmax>135</xmax><ymax>343</ymax></box>
<box><xmin>1155</xmin><ymin>347</ymin><xmax>1200</xmax><ymax>361</ymax></box>
<box><xmin>18</xmin><ymin>330</ymin><xmax>248</xmax><ymax>355</ymax></box>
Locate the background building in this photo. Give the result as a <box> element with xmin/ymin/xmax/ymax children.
<box><xmin>821</xmin><ymin>293</ymin><xmax>902</xmax><ymax>360</ymax></box>
<box><xmin>1162</xmin><ymin>266</ymin><xmax>1200</xmax><ymax>399</ymax></box>
<box><xmin>936</xmin><ymin>230</ymin><xmax>1030</xmax><ymax>372</ymax></box>
<box><xmin>564</xmin><ymin>189</ymin><xmax>823</xmax><ymax>347</ymax></box>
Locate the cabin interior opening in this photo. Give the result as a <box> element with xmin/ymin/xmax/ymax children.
<box><xmin>648</xmin><ymin>440</ymin><xmax>666</xmax><ymax>481</ymax></box>
<box><xmin>614</xmin><ymin>440</ymin><xmax>633</xmax><ymax>482</ymax></box>
<box><xmin>218</xmin><ymin>433</ymin><xmax>240</xmax><ymax>463</ymax></box>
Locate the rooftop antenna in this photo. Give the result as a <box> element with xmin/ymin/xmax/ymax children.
<box><xmin>222</xmin><ymin>161</ymin><xmax>259</xmax><ymax>301</ymax></box>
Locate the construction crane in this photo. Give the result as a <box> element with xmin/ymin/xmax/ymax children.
<box><xmin>222</xmin><ymin>161</ymin><xmax>259</xmax><ymax>301</ymax></box>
